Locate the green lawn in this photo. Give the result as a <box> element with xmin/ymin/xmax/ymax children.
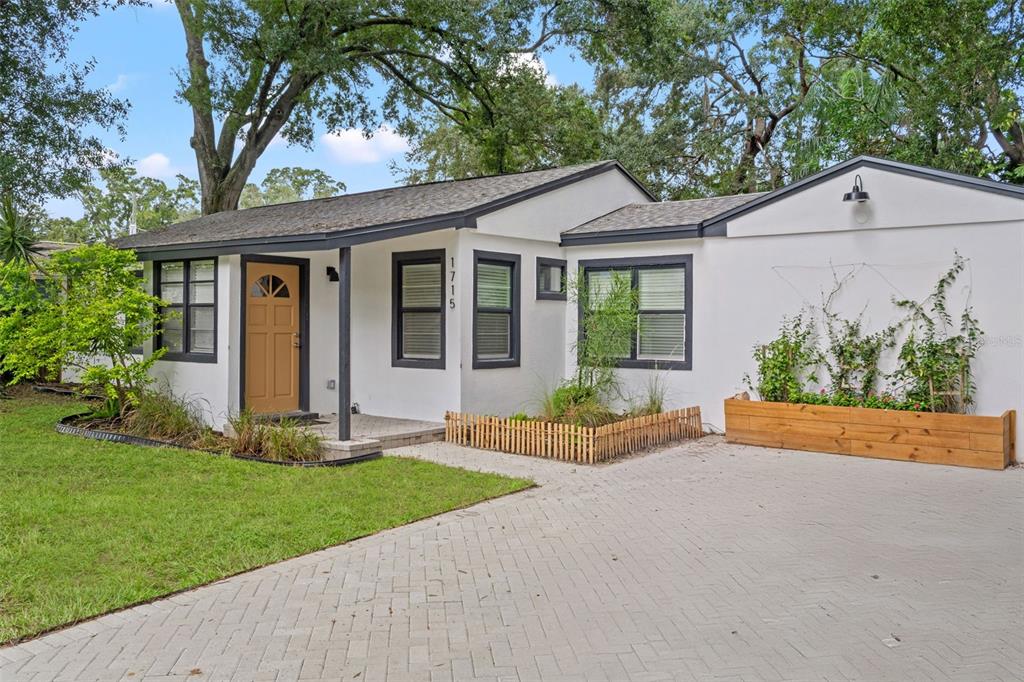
<box><xmin>0</xmin><ymin>392</ymin><xmax>531</xmax><ymax>644</ymax></box>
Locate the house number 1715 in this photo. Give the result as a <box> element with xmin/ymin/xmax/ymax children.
<box><xmin>449</xmin><ymin>257</ymin><xmax>456</xmax><ymax>309</ymax></box>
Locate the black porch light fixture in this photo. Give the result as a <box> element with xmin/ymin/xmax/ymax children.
<box><xmin>326</xmin><ymin>265</ymin><xmax>340</xmax><ymax>282</ymax></box>
<box><xmin>843</xmin><ymin>174</ymin><xmax>870</xmax><ymax>203</ymax></box>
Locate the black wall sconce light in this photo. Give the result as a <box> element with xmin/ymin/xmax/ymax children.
<box><xmin>843</xmin><ymin>174</ymin><xmax>870</xmax><ymax>203</ymax></box>
<box><xmin>326</xmin><ymin>266</ymin><xmax>340</xmax><ymax>282</ymax></box>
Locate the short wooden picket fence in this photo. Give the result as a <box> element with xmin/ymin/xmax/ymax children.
<box><xmin>444</xmin><ymin>406</ymin><xmax>702</xmax><ymax>464</ymax></box>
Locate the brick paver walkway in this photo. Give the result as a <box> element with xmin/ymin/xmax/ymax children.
<box><xmin>2</xmin><ymin>437</ymin><xmax>1021</xmax><ymax>681</ymax></box>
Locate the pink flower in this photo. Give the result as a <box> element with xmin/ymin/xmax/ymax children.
<box><xmin>913</xmin><ymin>403</ymin><xmax>921</xmax><ymax>410</ymax></box>
<box><xmin>819</xmin><ymin>388</ymin><xmax>826</xmax><ymax>395</ymax></box>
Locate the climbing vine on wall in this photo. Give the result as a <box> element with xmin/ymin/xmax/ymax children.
<box><xmin>746</xmin><ymin>253</ymin><xmax>982</xmax><ymax>414</ymax></box>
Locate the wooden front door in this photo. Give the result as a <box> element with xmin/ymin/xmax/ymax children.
<box><xmin>245</xmin><ymin>262</ymin><xmax>301</xmax><ymax>414</ymax></box>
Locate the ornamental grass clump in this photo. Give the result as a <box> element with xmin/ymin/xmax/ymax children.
<box><xmin>121</xmin><ymin>389</ymin><xmax>218</xmax><ymax>448</ymax></box>
<box><xmin>228</xmin><ymin>409</ymin><xmax>322</xmax><ymax>462</ymax></box>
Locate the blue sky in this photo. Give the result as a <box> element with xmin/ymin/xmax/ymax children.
<box><xmin>49</xmin><ymin>2</ymin><xmax>595</xmax><ymax>218</ymax></box>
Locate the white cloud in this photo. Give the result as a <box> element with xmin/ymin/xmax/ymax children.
<box><xmin>321</xmin><ymin>126</ymin><xmax>410</xmax><ymax>164</ymax></box>
<box><xmin>106</xmin><ymin>74</ymin><xmax>132</xmax><ymax>93</ymax></box>
<box><xmin>507</xmin><ymin>52</ymin><xmax>558</xmax><ymax>86</ymax></box>
<box><xmin>136</xmin><ymin>152</ymin><xmax>179</xmax><ymax>180</ymax></box>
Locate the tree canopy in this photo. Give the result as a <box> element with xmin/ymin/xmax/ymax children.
<box><xmin>0</xmin><ymin>0</ymin><xmax>131</xmax><ymax>202</ymax></box>
<box><xmin>405</xmin><ymin>0</ymin><xmax>1023</xmax><ymax>196</ymax></box>
<box><xmin>240</xmin><ymin>167</ymin><xmax>346</xmax><ymax>208</ymax></box>
<box><xmin>9</xmin><ymin>0</ymin><xmax>1022</xmax><ymax>222</ymax></box>
<box><xmin>172</xmin><ymin>0</ymin><xmax>586</xmax><ymax>213</ymax></box>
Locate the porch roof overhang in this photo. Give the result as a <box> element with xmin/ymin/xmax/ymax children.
<box><xmin>117</xmin><ymin>160</ymin><xmax>655</xmax><ymax>260</ymax></box>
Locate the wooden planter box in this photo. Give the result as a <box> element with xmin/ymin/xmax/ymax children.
<box><xmin>725</xmin><ymin>399</ymin><xmax>1016</xmax><ymax>470</ymax></box>
<box><xmin>445</xmin><ymin>407</ymin><xmax>702</xmax><ymax>464</ymax></box>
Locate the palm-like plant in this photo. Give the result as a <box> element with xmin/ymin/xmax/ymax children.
<box><xmin>0</xmin><ymin>193</ymin><xmax>41</xmax><ymax>267</ymax></box>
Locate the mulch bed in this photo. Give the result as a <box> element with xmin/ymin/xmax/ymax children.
<box><xmin>55</xmin><ymin>413</ymin><xmax>373</xmax><ymax>468</ymax></box>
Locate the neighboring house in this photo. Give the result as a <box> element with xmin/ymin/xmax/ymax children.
<box><xmin>115</xmin><ymin>157</ymin><xmax>1024</xmax><ymax>441</ymax></box>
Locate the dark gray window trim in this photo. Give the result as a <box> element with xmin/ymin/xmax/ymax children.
<box><xmin>129</xmin><ymin>265</ymin><xmax>145</xmax><ymax>355</ymax></box>
<box><xmin>577</xmin><ymin>254</ymin><xmax>693</xmax><ymax>371</ymax></box>
<box><xmin>239</xmin><ymin>254</ymin><xmax>311</xmax><ymax>413</ymax></box>
<box><xmin>473</xmin><ymin>250</ymin><xmax>521</xmax><ymax>369</ymax></box>
<box><xmin>536</xmin><ymin>256</ymin><xmax>567</xmax><ymax>300</ymax></box>
<box><xmin>154</xmin><ymin>257</ymin><xmax>218</xmax><ymax>364</ymax></box>
<box><xmin>392</xmin><ymin>249</ymin><xmax>446</xmax><ymax>370</ymax></box>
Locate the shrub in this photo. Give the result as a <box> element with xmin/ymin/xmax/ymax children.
<box><xmin>745</xmin><ymin>311</ymin><xmax>820</xmax><ymax>402</ymax></box>
<box><xmin>560</xmin><ymin>398</ymin><xmax>617</xmax><ymax>428</ymax></box>
<box><xmin>822</xmin><ymin>304</ymin><xmax>898</xmax><ymax>399</ymax></box>
<box><xmin>541</xmin><ymin>382</ymin><xmax>616</xmax><ymax>427</ymax></box>
<box><xmin>890</xmin><ymin>254</ymin><xmax>982</xmax><ymax>413</ymax></box>
<box><xmin>0</xmin><ymin>244</ymin><xmax>168</xmax><ymax>417</ymax></box>
<box><xmin>794</xmin><ymin>390</ymin><xmax>921</xmax><ymax>412</ymax></box>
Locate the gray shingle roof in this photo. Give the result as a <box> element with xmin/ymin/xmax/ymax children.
<box><xmin>562</xmin><ymin>193</ymin><xmax>766</xmax><ymax>236</ymax></box>
<box><xmin>117</xmin><ymin>160</ymin><xmax>626</xmax><ymax>251</ymax></box>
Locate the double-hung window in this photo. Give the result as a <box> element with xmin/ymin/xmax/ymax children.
<box><xmin>392</xmin><ymin>250</ymin><xmax>445</xmax><ymax>369</ymax></box>
<box><xmin>473</xmin><ymin>250</ymin><xmax>520</xmax><ymax>368</ymax></box>
<box><xmin>155</xmin><ymin>258</ymin><xmax>217</xmax><ymax>362</ymax></box>
<box><xmin>580</xmin><ymin>255</ymin><xmax>692</xmax><ymax>370</ymax></box>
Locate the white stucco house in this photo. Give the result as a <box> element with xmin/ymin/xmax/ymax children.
<box><xmin>115</xmin><ymin>156</ymin><xmax>1024</xmax><ymax>442</ymax></box>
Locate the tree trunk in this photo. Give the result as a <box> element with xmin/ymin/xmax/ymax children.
<box><xmin>197</xmin><ymin>163</ymin><xmax>246</xmax><ymax>214</ymax></box>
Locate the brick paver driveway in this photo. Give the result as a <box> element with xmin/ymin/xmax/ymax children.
<box><xmin>2</xmin><ymin>437</ymin><xmax>1022</xmax><ymax>681</ymax></box>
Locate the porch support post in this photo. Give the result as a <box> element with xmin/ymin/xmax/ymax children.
<box><xmin>338</xmin><ymin>246</ymin><xmax>351</xmax><ymax>441</ymax></box>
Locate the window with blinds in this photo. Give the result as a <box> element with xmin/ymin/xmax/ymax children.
<box><xmin>474</xmin><ymin>251</ymin><xmax>520</xmax><ymax>368</ymax></box>
<box><xmin>155</xmin><ymin>258</ymin><xmax>217</xmax><ymax>361</ymax></box>
<box><xmin>393</xmin><ymin>251</ymin><xmax>445</xmax><ymax>368</ymax></box>
<box><xmin>580</xmin><ymin>256</ymin><xmax>692</xmax><ymax>370</ymax></box>
<box><xmin>637</xmin><ymin>267</ymin><xmax>685</xmax><ymax>360</ymax></box>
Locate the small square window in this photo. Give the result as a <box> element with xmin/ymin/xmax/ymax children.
<box><xmin>536</xmin><ymin>257</ymin><xmax>566</xmax><ymax>300</ymax></box>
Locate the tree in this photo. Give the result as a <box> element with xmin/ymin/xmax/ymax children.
<box><xmin>38</xmin><ymin>169</ymin><xmax>200</xmax><ymax>243</ymax></box>
<box><xmin>0</xmin><ymin>0</ymin><xmax>131</xmax><ymax>202</ymax></box>
<box><xmin>805</xmin><ymin>0</ymin><xmax>1024</xmax><ymax>182</ymax></box>
<box><xmin>399</xmin><ymin>65</ymin><xmax>606</xmax><ymax>182</ymax></box>
<box><xmin>591</xmin><ymin>0</ymin><xmax>836</xmax><ymax>196</ymax></box>
<box><xmin>592</xmin><ymin>0</ymin><xmax>1023</xmax><ymax>197</ymax></box>
<box><xmin>240</xmin><ymin>167</ymin><xmax>346</xmax><ymax>209</ymax></box>
<box><xmin>0</xmin><ymin>245</ymin><xmax>167</xmax><ymax>415</ymax></box>
<box><xmin>171</xmin><ymin>0</ymin><xmax>582</xmax><ymax>214</ymax></box>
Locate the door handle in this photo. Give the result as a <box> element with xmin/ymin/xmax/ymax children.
<box><xmin>292</xmin><ymin>332</ymin><xmax>301</xmax><ymax>348</ymax></box>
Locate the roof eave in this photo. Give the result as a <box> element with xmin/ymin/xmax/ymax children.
<box><xmin>560</xmin><ymin>223</ymin><xmax>701</xmax><ymax>247</ymax></box>
<box><xmin>127</xmin><ymin>212</ymin><xmax>474</xmax><ymax>260</ymax></box>
<box><xmin>122</xmin><ymin>159</ymin><xmax>653</xmax><ymax>256</ymax></box>
<box><xmin>702</xmin><ymin>155</ymin><xmax>1024</xmax><ymax>236</ymax></box>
